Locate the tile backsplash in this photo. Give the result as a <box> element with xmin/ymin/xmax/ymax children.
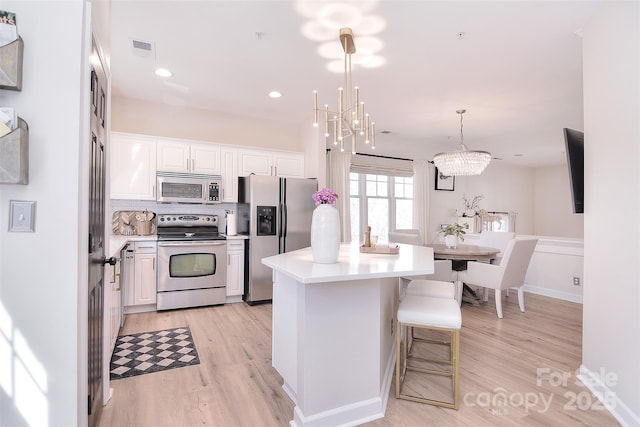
<box><xmin>110</xmin><ymin>200</ymin><xmax>238</xmax><ymax>234</ymax></box>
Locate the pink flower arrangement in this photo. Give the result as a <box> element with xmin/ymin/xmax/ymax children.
<box><xmin>312</xmin><ymin>188</ymin><xmax>339</xmax><ymax>207</ymax></box>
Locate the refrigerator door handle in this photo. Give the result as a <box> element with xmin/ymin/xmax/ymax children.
<box><xmin>281</xmin><ymin>203</ymin><xmax>287</xmax><ymax>238</ymax></box>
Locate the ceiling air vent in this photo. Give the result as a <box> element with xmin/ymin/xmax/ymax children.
<box><xmin>130</xmin><ymin>39</ymin><xmax>155</xmax><ymax>59</ymax></box>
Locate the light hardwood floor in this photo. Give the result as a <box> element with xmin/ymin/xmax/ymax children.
<box><xmin>99</xmin><ymin>292</ymin><xmax>620</xmax><ymax>427</ymax></box>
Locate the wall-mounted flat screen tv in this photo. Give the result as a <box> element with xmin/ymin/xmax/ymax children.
<box><xmin>563</xmin><ymin>128</ymin><xmax>584</xmax><ymax>214</ymax></box>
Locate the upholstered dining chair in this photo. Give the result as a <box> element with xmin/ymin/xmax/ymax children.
<box><xmin>478</xmin><ymin>231</ymin><xmax>515</xmax><ymax>265</ymax></box>
<box><xmin>457</xmin><ymin>238</ymin><xmax>538</xmax><ymax>318</ymax></box>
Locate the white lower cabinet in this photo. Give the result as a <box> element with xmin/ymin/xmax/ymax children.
<box><xmin>226</xmin><ymin>239</ymin><xmax>245</xmax><ymax>298</ymax></box>
<box><xmin>107</xmin><ymin>254</ymin><xmax>122</xmax><ymax>352</ymax></box>
<box><xmin>125</xmin><ymin>241</ymin><xmax>157</xmax><ymax>312</ymax></box>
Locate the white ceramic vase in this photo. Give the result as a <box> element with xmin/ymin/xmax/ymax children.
<box><xmin>445</xmin><ymin>234</ymin><xmax>458</xmax><ymax>249</ymax></box>
<box><xmin>310</xmin><ymin>204</ymin><xmax>341</xmax><ymax>264</ymax></box>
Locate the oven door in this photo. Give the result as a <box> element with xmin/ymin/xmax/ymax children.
<box><xmin>157</xmin><ymin>241</ymin><xmax>227</xmax><ymax>291</ymax></box>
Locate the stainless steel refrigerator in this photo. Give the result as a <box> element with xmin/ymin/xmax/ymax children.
<box><xmin>238</xmin><ymin>175</ymin><xmax>318</xmax><ymax>304</ymax></box>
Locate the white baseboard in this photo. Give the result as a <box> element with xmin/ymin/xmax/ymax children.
<box><xmin>523</xmin><ymin>284</ymin><xmax>583</xmax><ymax>304</ymax></box>
<box><xmin>578</xmin><ymin>365</ymin><xmax>640</xmax><ymax>427</ymax></box>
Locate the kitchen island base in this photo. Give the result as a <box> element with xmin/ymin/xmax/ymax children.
<box><xmin>273</xmin><ymin>272</ymin><xmax>398</xmax><ymax>427</ymax></box>
<box><xmin>264</xmin><ymin>243</ymin><xmax>435</xmax><ymax>426</ymax></box>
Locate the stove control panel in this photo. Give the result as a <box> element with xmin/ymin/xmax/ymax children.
<box><xmin>157</xmin><ymin>214</ymin><xmax>219</xmax><ymax>227</ymax></box>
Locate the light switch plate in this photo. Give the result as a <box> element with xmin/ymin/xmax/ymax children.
<box><xmin>9</xmin><ymin>200</ymin><xmax>36</xmax><ymax>232</ymax></box>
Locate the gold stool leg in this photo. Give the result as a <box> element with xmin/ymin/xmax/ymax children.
<box><xmin>396</xmin><ymin>322</ymin><xmax>461</xmax><ymax>410</ymax></box>
<box><xmin>452</xmin><ymin>328</ymin><xmax>460</xmax><ymax>409</ymax></box>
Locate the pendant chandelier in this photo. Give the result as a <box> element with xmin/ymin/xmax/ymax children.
<box><xmin>433</xmin><ymin>109</ymin><xmax>491</xmax><ymax>176</ymax></box>
<box><xmin>313</xmin><ymin>28</ymin><xmax>376</xmax><ymax>154</ymax></box>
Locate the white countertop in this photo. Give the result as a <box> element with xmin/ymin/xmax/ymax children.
<box><xmin>262</xmin><ymin>243</ymin><xmax>434</xmax><ymax>284</ymax></box>
<box><xmin>221</xmin><ymin>234</ymin><xmax>249</xmax><ymax>240</ymax></box>
<box><xmin>109</xmin><ymin>235</ymin><xmax>157</xmax><ymax>258</ymax></box>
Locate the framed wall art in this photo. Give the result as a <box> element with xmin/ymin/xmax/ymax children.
<box><xmin>435</xmin><ymin>167</ymin><xmax>455</xmax><ymax>191</ymax></box>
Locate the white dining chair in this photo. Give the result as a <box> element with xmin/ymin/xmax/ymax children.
<box><xmin>457</xmin><ymin>238</ymin><xmax>538</xmax><ymax>318</ymax></box>
<box><xmin>477</xmin><ymin>230</ymin><xmax>516</xmax><ymax>297</ymax></box>
<box><xmin>478</xmin><ymin>231</ymin><xmax>515</xmax><ymax>265</ymax></box>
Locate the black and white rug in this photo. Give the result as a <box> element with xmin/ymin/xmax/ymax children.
<box><xmin>110</xmin><ymin>326</ymin><xmax>200</xmax><ymax>380</ymax></box>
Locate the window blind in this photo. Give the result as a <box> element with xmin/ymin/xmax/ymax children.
<box><xmin>349</xmin><ymin>153</ymin><xmax>413</xmax><ymax>177</ymax></box>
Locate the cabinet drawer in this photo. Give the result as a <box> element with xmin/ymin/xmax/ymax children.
<box><xmin>227</xmin><ymin>240</ymin><xmax>245</xmax><ymax>251</ymax></box>
<box><xmin>135</xmin><ymin>241</ymin><xmax>157</xmax><ymax>253</ymax></box>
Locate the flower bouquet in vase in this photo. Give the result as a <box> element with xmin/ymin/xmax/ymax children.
<box><xmin>310</xmin><ymin>188</ymin><xmax>341</xmax><ymax>263</ymax></box>
<box><xmin>442</xmin><ymin>223</ymin><xmax>466</xmax><ymax>249</ymax></box>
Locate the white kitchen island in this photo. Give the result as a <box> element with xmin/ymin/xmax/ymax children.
<box><xmin>262</xmin><ymin>243</ymin><xmax>434</xmax><ymax>427</ymax></box>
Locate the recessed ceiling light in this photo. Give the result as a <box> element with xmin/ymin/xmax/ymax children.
<box><xmin>155</xmin><ymin>68</ymin><xmax>173</xmax><ymax>77</ymax></box>
<box><xmin>269</xmin><ymin>91</ymin><xmax>283</xmax><ymax>98</ymax></box>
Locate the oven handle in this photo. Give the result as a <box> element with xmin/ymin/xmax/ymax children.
<box><xmin>157</xmin><ymin>241</ymin><xmax>227</xmax><ymax>247</ymax></box>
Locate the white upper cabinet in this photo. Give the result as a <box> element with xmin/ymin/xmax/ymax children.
<box><xmin>238</xmin><ymin>148</ymin><xmax>304</xmax><ymax>178</ymax></box>
<box><xmin>110</xmin><ymin>132</ymin><xmax>157</xmax><ymax>200</ymax></box>
<box><xmin>110</xmin><ymin>132</ymin><xmax>306</xmax><ymax>203</ymax></box>
<box><xmin>273</xmin><ymin>152</ymin><xmax>305</xmax><ymax>178</ymax></box>
<box><xmin>221</xmin><ymin>147</ymin><xmax>238</xmax><ymax>203</ymax></box>
<box><xmin>238</xmin><ymin>149</ymin><xmax>272</xmax><ymax>176</ymax></box>
<box><xmin>157</xmin><ymin>139</ymin><xmax>221</xmax><ymax>175</ymax></box>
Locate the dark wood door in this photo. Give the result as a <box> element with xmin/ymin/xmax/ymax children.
<box><xmin>88</xmin><ymin>37</ymin><xmax>108</xmax><ymax>427</ymax></box>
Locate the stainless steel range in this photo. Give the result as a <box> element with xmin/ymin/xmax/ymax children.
<box><xmin>156</xmin><ymin>214</ymin><xmax>227</xmax><ymax>310</ymax></box>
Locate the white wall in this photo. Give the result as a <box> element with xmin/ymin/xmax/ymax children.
<box><xmin>535</xmin><ymin>165</ymin><xmax>584</xmax><ymax>238</ymax></box>
<box><xmin>523</xmin><ymin>237</ymin><xmax>584</xmax><ymax>302</ymax></box>
<box><xmin>428</xmin><ymin>162</ymin><xmax>536</xmax><ymax>240</ymax></box>
<box><xmin>428</xmin><ymin>161</ymin><xmax>584</xmax><ymax>241</ymax></box>
<box><xmin>582</xmin><ymin>2</ymin><xmax>640</xmax><ymax>425</ymax></box>
<box><xmin>0</xmin><ymin>1</ymin><xmax>89</xmax><ymax>426</ymax></box>
<box><xmin>112</xmin><ymin>95</ymin><xmax>304</xmax><ymax>152</ymax></box>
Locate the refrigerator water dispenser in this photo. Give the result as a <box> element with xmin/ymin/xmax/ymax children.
<box><xmin>257</xmin><ymin>206</ymin><xmax>276</xmax><ymax>236</ymax></box>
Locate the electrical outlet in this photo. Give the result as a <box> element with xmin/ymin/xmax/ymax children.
<box><xmin>573</xmin><ymin>277</ymin><xmax>581</xmax><ymax>286</ymax></box>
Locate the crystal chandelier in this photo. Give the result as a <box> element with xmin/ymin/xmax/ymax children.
<box><xmin>433</xmin><ymin>109</ymin><xmax>491</xmax><ymax>176</ymax></box>
<box><xmin>313</xmin><ymin>28</ymin><xmax>376</xmax><ymax>154</ymax></box>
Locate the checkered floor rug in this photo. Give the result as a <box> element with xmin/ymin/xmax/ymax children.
<box><xmin>110</xmin><ymin>326</ymin><xmax>200</xmax><ymax>380</ymax></box>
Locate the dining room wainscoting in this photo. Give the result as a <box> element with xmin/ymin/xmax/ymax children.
<box><xmin>463</xmin><ymin>234</ymin><xmax>584</xmax><ymax>303</ymax></box>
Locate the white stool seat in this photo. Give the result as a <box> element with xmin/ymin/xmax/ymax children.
<box><xmin>406</xmin><ymin>279</ymin><xmax>456</xmax><ymax>299</ymax></box>
<box><xmin>396</xmin><ymin>295</ymin><xmax>462</xmax><ymax>409</ymax></box>
<box><xmin>398</xmin><ymin>295</ymin><xmax>461</xmax><ymax>329</ymax></box>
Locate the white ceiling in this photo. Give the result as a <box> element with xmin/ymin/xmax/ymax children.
<box><xmin>110</xmin><ymin>0</ymin><xmax>600</xmax><ymax>167</ymax></box>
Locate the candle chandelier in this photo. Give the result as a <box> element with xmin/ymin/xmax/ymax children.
<box><xmin>313</xmin><ymin>28</ymin><xmax>376</xmax><ymax>154</ymax></box>
<box><xmin>433</xmin><ymin>109</ymin><xmax>492</xmax><ymax>176</ymax></box>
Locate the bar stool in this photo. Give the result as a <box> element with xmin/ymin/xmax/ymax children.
<box><xmin>396</xmin><ymin>295</ymin><xmax>462</xmax><ymax>409</ymax></box>
<box><xmin>406</xmin><ymin>279</ymin><xmax>456</xmax><ymax>299</ymax></box>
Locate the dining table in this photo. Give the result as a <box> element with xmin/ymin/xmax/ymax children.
<box><xmin>426</xmin><ymin>243</ymin><xmax>501</xmax><ymax>304</ymax></box>
<box><xmin>426</xmin><ymin>243</ymin><xmax>500</xmax><ymax>262</ymax></box>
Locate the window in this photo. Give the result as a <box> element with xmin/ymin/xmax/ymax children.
<box><xmin>349</xmin><ymin>172</ymin><xmax>413</xmax><ymax>243</ymax></box>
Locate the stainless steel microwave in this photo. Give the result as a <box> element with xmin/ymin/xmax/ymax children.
<box><xmin>156</xmin><ymin>172</ymin><xmax>222</xmax><ymax>204</ymax></box>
